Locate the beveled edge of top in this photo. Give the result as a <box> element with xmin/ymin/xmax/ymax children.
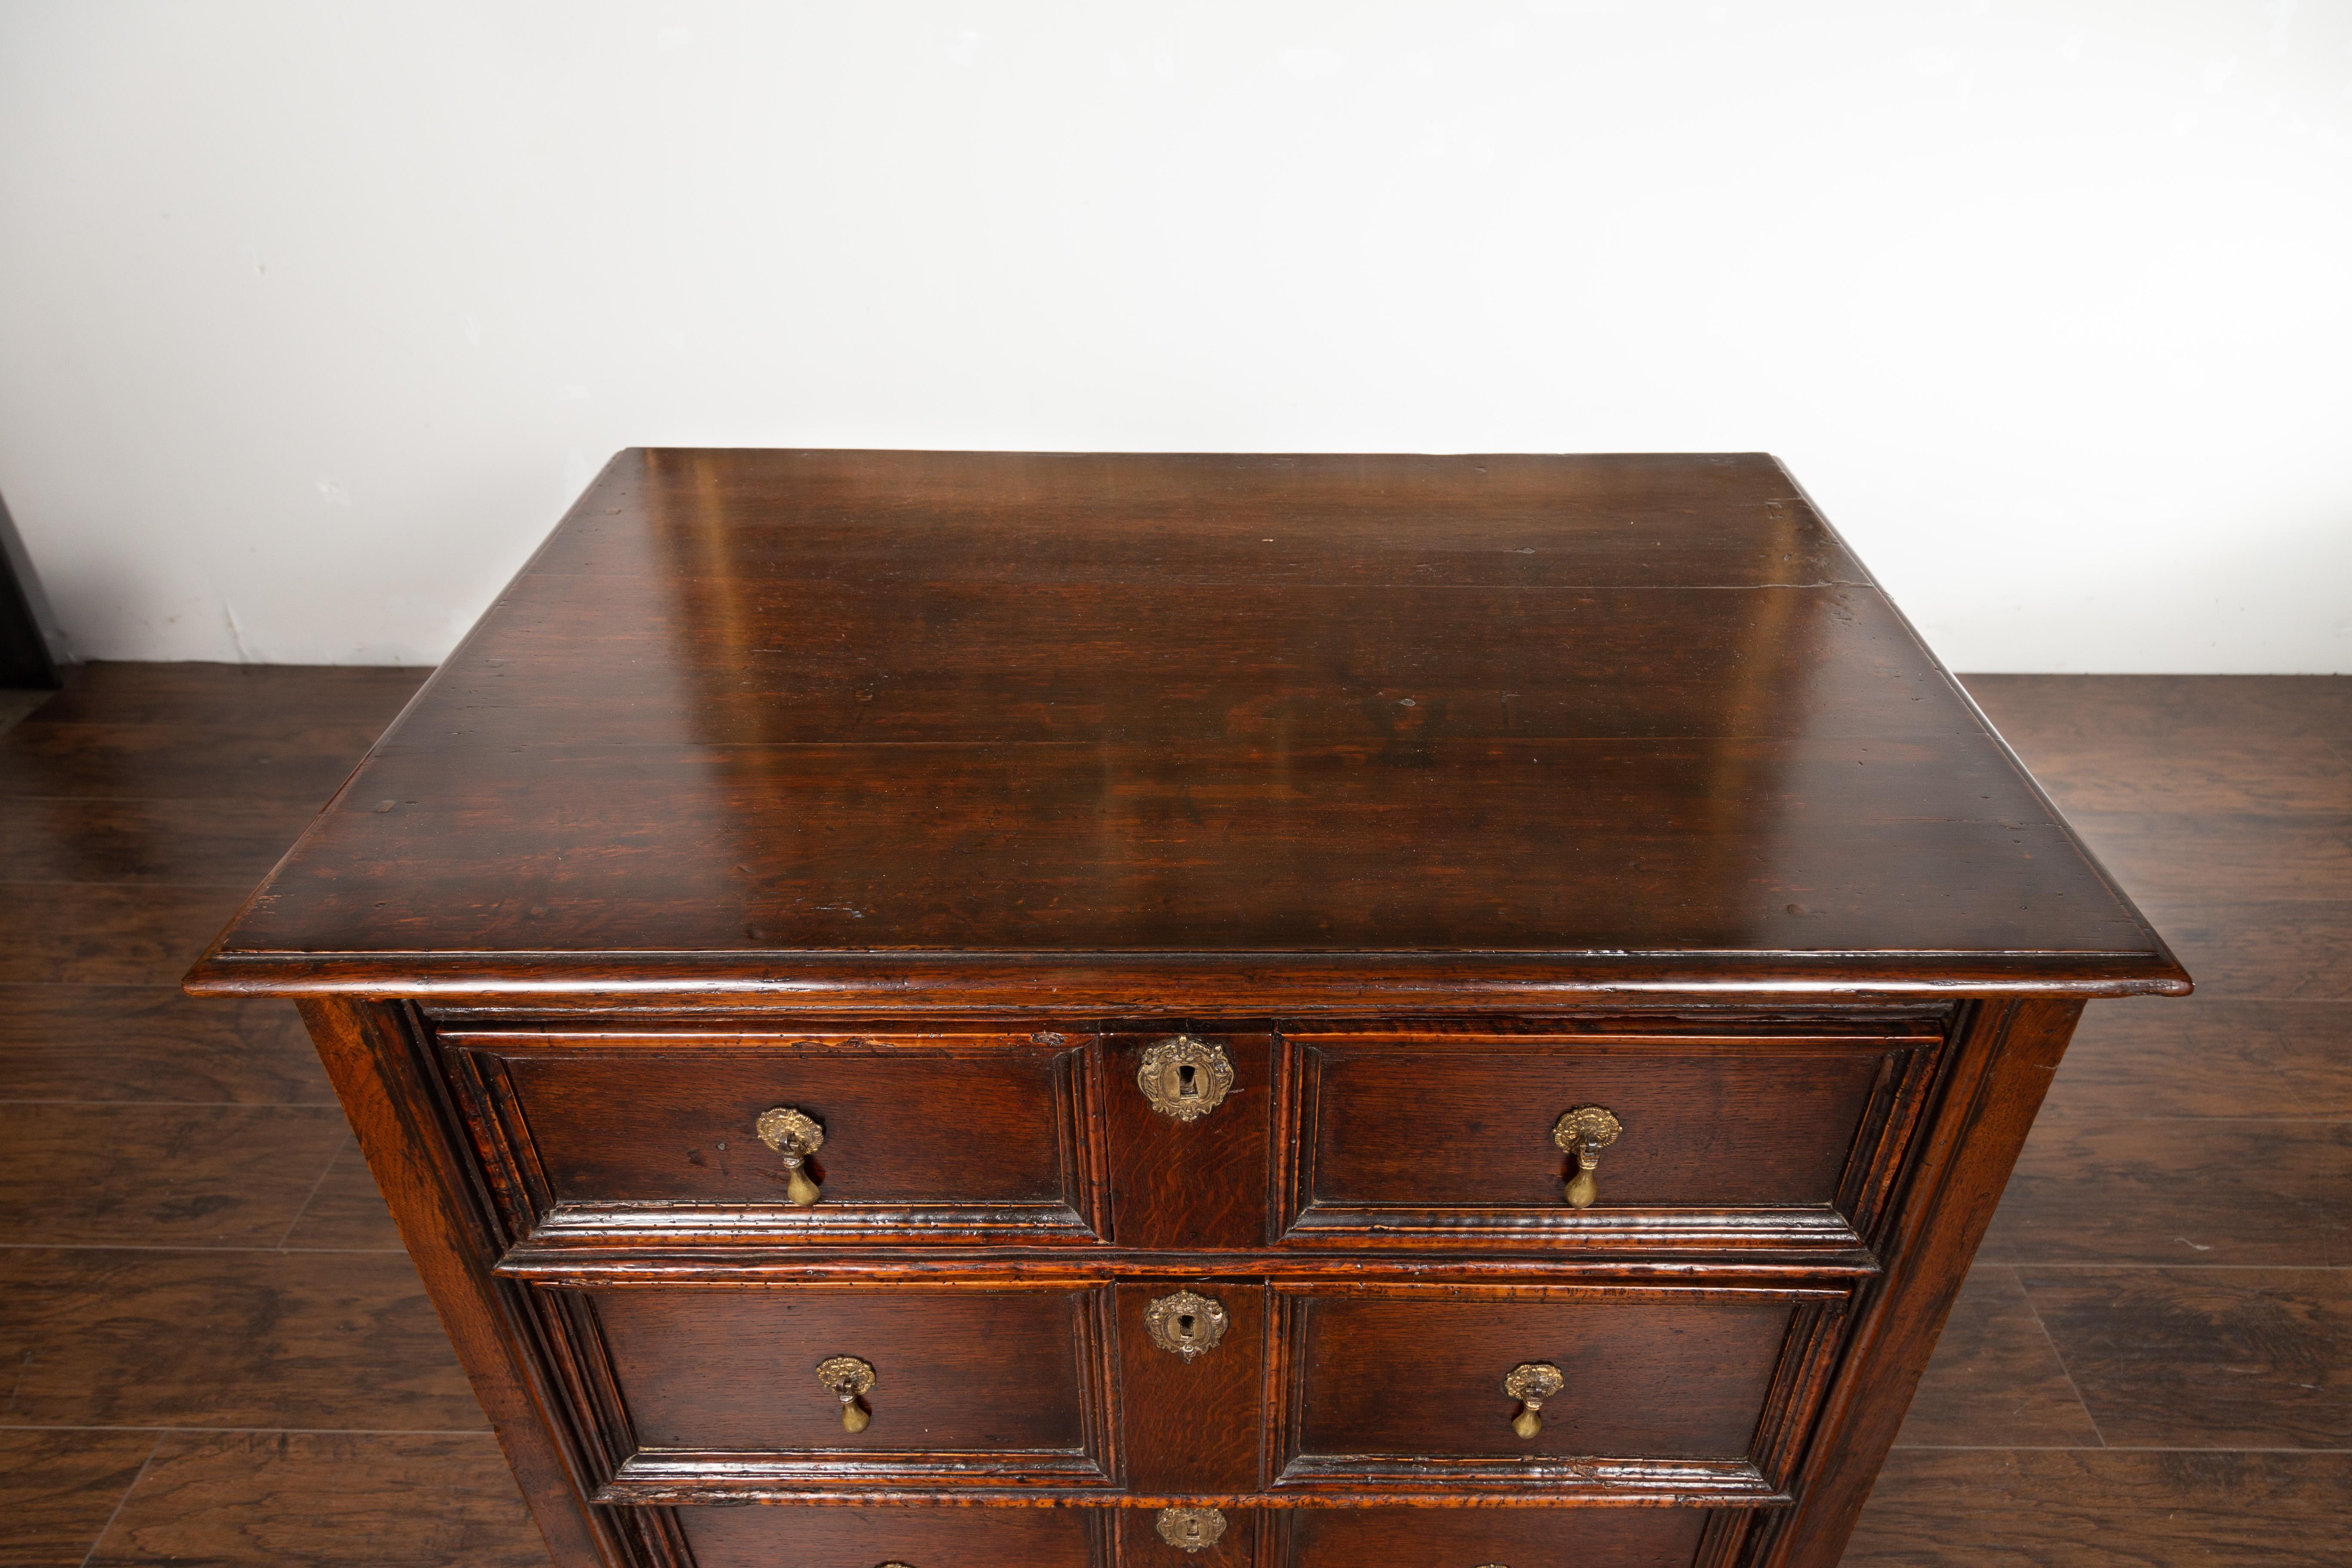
<box><xmin>182</xmin><ymin>948</ymin><xmax>2193</xmax><ymax>1006</ymax></box>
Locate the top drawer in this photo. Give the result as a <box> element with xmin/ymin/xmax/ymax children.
<box><xmin>1275</xmin><ymin>1019</ymin><xmax>1945</xmax><ymax>1250</ymax></box>
<box><xmin>441</xmin><ymin>1026</ymin><xmax>1109</xmax><ymax>1246</ymax></box>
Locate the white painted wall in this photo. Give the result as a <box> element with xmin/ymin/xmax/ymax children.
<box><xmin>1</xmin><ymin>0</ymin><xmax>2346</xmax><ymax>671</ymax></box>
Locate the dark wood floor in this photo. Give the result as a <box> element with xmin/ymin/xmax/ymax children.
<box><xmin>0</xmin><ymin>665</ymin><xmax>2343</xmax><ymax>1565</ymax></box>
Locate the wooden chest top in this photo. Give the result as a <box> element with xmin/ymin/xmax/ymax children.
<box><xmin>187</xmin><ymin>449</ymin><xmax>2185</xmax><ymax>1005</ymax></box>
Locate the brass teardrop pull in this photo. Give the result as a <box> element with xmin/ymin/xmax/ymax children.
<box><xmin>816</xmin><ymin>1354</ymin><xmax>875</xmax><ymax>1433</ymax></box>
<box><xmin>756</xmin><ymin>1106</ymin><xmax>825</xmax><ymax>1206</ymax></box>
<box><xmin>1551</xmin><ymin>1105</ymin><xmax>1621</xmax><ymax>1210</ymax></box>
<box><xmin>1504</xmin><ymin>1361</ymin><xmax>1564</xmax><ymax>1439</ymax></box>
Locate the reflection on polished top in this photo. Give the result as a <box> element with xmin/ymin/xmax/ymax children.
<box><xmin>188</xmin><ymin>450</ymin><xmax>2187</xmax><ymax>1001</ymax></box>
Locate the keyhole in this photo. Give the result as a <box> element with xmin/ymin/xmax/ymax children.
<box><xmin>1177</xmin><ymin>1063</ymin><xmax>1198</xmax><ymax>1098</ymax></box>
<box><xmin>1182</xmin><ymin>1521</ymin><xmax>1205</xmax><ymax>1546</ymax></box>
<box><xmin>1177</xmin><ymin>1313</ymin><xmax>1196</xmax><ymax>1340</ymax></box>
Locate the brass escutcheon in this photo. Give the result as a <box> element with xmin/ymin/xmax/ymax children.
<box><xmin>1504</xmin><ymin>1360</ymin><xmax>1565</xmax><ymax>1439</ymax></box>
<box><xmin>756</xmin><ymin>1106</ymin><xmax>826</xmax><ymax>1207</ymax></box>
<box><xmin>1551</xmin><ymin>1104</ymin><xmax>1622</xmax><ymax>1210</ymax></box>
<box><xmin>1155</xmin><ymin>1506</ymin><xmax>1227</xmax><ymax>1552</ymax></box>
<box><xmin>815</xmin><ymin>1354</ymin><xmax>875</xmax><ymax>1433</ymax></box>
<box><xmin>1143</xmin><ymin>1289</ymin><xmax>1228</xmax><ymax>1361</ymax></box>
<box><xmin>1137</xmin><ymin>1036</ymin><xmax>1234</xmax><ymax>1122</ymax></box>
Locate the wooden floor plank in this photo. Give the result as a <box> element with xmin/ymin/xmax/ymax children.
<box><xmin>83</xmin><ymin>1432</ymin><xmax>545</xmax><ymax>1568</ymax></box>
<box><xmin>1997</xmin><ymin>734</ymin><xmax>2352</xmax><ymax>816</ymax></box>
<box><xmin>2263</xmin><ymin>1002</ymin><xmax>2352</xmax><ymax>1117</ymax></box>
<box><xmin>1892</xmin><ymin>1265</ymin><xmax>2101</xmax><ymax>1449</ymax></box>
<box><xmin>281</xmin><ymin>1139</ymin><xmax>405</xmax><ymax>1252</ymax></box>
<box><xmin>0</xmin><ymin>796</ymin><xmax>329</xmax><ymax>885</ymax></box>
<box><xmin>0</xmin><ymin>723</ymin><xmax>387</xmax><ymax>804</ymax></box>
<box><xmin>2019</xmin><ymin>1268</ymin><xmax>2352</xmax><ymax>1449</ymax></box>
<box><xmin>1979</xmin><ymin>1117</ymin><xmax>2350</xmax><ymax>1267</ymax></box>
<box><xmin>2065</xmin><ymin>810</ymin><xmax>2352</xmax><ymax>905</ymax></box>
<box><xmin>0</xmin><ymin>1105</ymin><xmax>346</xmax><ymax>1248</ymax></box>
<box><xmin>25</xmin><ymin>662</ymin><xmax>426</xmax><ymax>733</ymax></box>
<box><xmin>0</xmin><ymin>1249</ymin><xmax>484</xmax><ymax>1430</ymax></box>
<box><xmin>0</xmin><ymin>1429</ymin><xmax>159</xmax><ymax>1568</ymax></box>
<box><xmin>0</xmin><ymin>986</ymin><xmax>330</xmax><ymax>1105</ymax></box>
<box><xmin>2039</xmin><ymin>998</ymin><xmax>2321</xmax><ymax>1121</ymax></box>
<box><xmin>2135</xmin><ymin>899</ymin><xmax>2352</xmax><ymax>1000</ymax></box>
<box><xmin>1847</xmin><ymin>1449</ymin><xmax>2352</xmax><ymax>1567</ymax></box>
<box><xmin>0</xmin><ymin>885</ymin><xmax>245</xmax><ymax>986</ymax></box>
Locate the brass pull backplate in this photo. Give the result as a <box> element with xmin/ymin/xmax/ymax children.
<box><xmin>1143</xmin><ymin>1289</ymin><xmax>1229</xmax><ymax>1360</ymax></box>
<box><xmin>1504</xmin><ymin>1360</ymin><xmax>1565</xmax><ymax>1439</ymax></box>
<box><xmin>756</xmin><ymin>1105</ymin><xmax>825</xmax><ymax>1206</ymax></box>
<box><xmin>1551</xmin><ymin>1104</ymin><xmax>1621</xmax><ymax>1209</ymax></box>
<box><xmin>1137</xmin><ymin>1036</ymin><xmax>1234</xmax><ymax>1121</ymax></box>
<box><xmin>815</xmin><ymin>1354</ymin><xmax>875</xmax><ymax>1433</ymax></box>
<box><xmin>1155</xmin><ymin>1506</ymin><xmax>1227</xmax><ymax>1552</ymax></box>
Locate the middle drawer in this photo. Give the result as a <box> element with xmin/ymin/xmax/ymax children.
<box><xmin>516</xmin><ymin>1275</ymin><xmax>1850</xmax><ymax>1507</ymax></box>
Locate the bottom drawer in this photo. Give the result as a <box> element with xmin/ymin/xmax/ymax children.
<box><xmin>669</xmin><ymin>1505</ymin><xmax>1746</xmax><ymax>1567</ymax></box>
<box><xmin>1286</xmin><ymin>1507</ymin><xmax>1718</xmax><ymax>1567</ymax></box>
<box><xmin>677</xmin><ymin>1504</ymin><xmax>1106</xmax><ymax>1568</ymax></box>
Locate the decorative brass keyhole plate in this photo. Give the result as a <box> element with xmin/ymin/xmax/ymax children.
<box><xmin>1143</xmin><ymin>1290</ymin><xmax>1229</xmax><ymax>1360</ymax></box>
<box><xmin>1155</xmin><ymin>1506</ymin><xmax>1227</xmax><ymax>1552</ymax></box>
<box><xmin>1137</xmin><ymin>1036</ymin><xmax>1234</xmax><ymax>1121</ymax></box>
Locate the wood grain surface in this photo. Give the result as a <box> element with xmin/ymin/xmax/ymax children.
<box><xmin>185</xmin><ymin>450</ymin><xmax>2183</xmax><ymax>1000</ymax></box>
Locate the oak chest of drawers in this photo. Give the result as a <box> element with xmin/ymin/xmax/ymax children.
<box><xmin>187</xmin><ymin>450</ymin><xmax>2188</xmax><ymax>1568</ymax></box>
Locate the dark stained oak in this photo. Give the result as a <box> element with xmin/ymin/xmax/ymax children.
<box><xmin>1281</xmin><ymin>1025</ymin><xmax>1936</xmax><ymax>1248</ymax></box>
<box><xmin>1113</xmin><ymin>1280</ymin><xmax>1266</xmax><ymax>1496</ymax></box>
<box><xmin>588</xmin><ymin>1285</ymin><xmax>1102</xmax><ymax>1463</ymax></box>
<box><xmin>185</xmin><ymin>450</ymin><xmax>2183</xmax><ymax>1003</ymax></box>
<box><xmin>679</xmin><ymin>1503</ymin><xmax>1099</xmax><ymax>1568</ymax></box>
<box><xmin>1285</xmin><ymin>1286</ymin><xmax>1800</xmax><ymax>1465</ymax></box>
<box><xmin>1284</xmin><ymin>1505</ymin><xmax>1710</xmax><ymax>1568</ymax></box>
<box><xmin>1105</xmin><ymin>1033</ymin><xmax>1272</xmax><ymax>1250</ymax></box>
<box><xmin>168</xmin><ymin>455</ymin><xmax>2195</xmax><ymax>1568</ymax></box>
<box><xmin>447</xmin><ymin>1028</ymin><xmax>1105</xmax><ymax>1244</ymax></box>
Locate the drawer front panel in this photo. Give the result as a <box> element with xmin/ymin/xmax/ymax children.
<box><xmin>1283</xmin><ymin>1506</ymin><xmax>1719</xmax><ymax>1568</ymax></box>
<box><xmin>1271</xmin><ymin>1283</ymin><xmax>1847</xmax><ymax>1500</ymax></box>
<box><xmin>676</xmin><ymin>1503</ymin><xmax>1107</xmax><ymax>1568</ymax></box>
<box><xmin>441</xmin><ymin>1029</ymin><xmax>1106</xmax><ymax>1243</ymax></box>
<box><xmin>582</xmin><ymin>1284</ymin><xmax>1119</xmax><ymax>1497</ymax></box>
<box><xmin>1278</xmin><ymin>1025</ymin><xmax>1942</xmax><ymax>1248</ymax></box>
